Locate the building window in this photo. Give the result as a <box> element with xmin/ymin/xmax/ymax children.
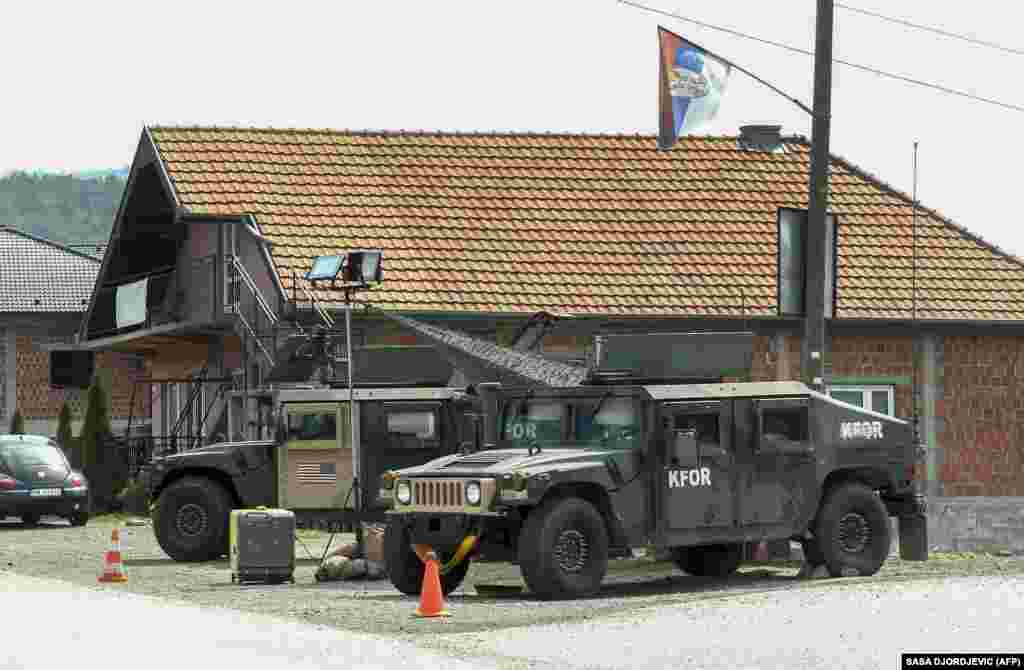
<box><xmin>778</xmin><ymin>208</ymin><xmax>806</xmax><ymax>316</ymax></box>
<box><xmin>777</xmin><ymin>208</ymin><xmax>837</xmax><ymax>318</ymax></box>
<box><xmin>828</xmin><ymin>385</ymin><xmax>894</xmax><ymax>416</ymax></box>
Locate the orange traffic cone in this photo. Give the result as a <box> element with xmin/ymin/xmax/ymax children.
<box><xmin>98</xmin><ymin>527</ymin><xmax>128</xmax><ymax>583</ymax></box>
<box><xmin>414</xmin><ymin>549</ymin><xmax>449</xmax><ymax>618</ymax></box>
<box><xmin>753</xmin><ymin>541</ymin><xmax>769</xmax><ymax>562</ymax></box>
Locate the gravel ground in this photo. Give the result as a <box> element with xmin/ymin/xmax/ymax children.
<box><xmin>434</xmin><ymin>575</ymin><xmax>1024</xmax><ymax>670</ymax></box>
<box><xmin>2</xmin><ymin>514</ymin><xmax>1023</xmax><ymax>641</ymax></box>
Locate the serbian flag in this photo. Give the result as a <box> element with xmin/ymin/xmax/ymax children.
<box><xmin>658</xmin><ymin>27</ymin><xmax>732</xmax><ymax>150</ymax></box>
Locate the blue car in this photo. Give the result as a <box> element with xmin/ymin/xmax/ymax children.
<box><xmin>0</xmin><ymin>434</ymin><xmax>90</xmax><ymax>526</ymax></box>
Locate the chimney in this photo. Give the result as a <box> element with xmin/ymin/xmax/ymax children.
<box><xmin>738</xmin><ymin>124</ymin><xmax>783</xmax><ymax>152</ymax></box>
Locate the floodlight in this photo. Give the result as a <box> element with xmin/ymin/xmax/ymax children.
<box><xmin>341</xmin><ymin>250</ymin><xmax>384</xmax><ymax>286</ymax></box>
<box><xmin>305</xmin><ymin>255</ymin><xmax>345</xmax><ymax>282</ymax></box>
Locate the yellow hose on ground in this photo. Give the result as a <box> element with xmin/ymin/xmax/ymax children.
<box><xmin>413</xmin><ymin>535</ymin><xmax>479</xmax><ymax>574</ymax></box>
<box><xmin>440</xmin><ymin>535</ymin><xmax>479</xmax><ymax>575</ymax></box>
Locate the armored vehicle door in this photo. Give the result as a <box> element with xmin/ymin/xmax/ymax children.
<box><xmin>358</xmin><ymin>400</ymin><xmax>454</xmax><ymax>508</ymax></box>
<box><xmin>655</xmin><ymin>400</ymin><xmax>736</xmax><ymax>537</ymax></box>
<box><xmin>733</xmin><ymin>397</ymin><xmax>817</xmax><ymax>529</ymax></box>
<box><xmin>278</xmin><ymin>402</ymin><xmax>353</xmax><ymax>511</ymax></box>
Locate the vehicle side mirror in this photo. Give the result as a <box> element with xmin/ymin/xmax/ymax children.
<box><xmin>459</xmin><ymin>412</ymin><xmax>484</xmax><ymax>453</ymax></box>
<box><xmin>672</xmin><ymin>429</ymin><xmax>698</xmax><ymax>467</ymax></box>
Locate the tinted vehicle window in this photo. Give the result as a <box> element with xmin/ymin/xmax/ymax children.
<box><xmin>0</xmin><ymin>441</ymin><xmax>68</xmax><ymax>473</ymax></box>
<box><xmin>386</xmin><ymin>410</ymin><xmax>439</xmax><ymax>449</ymax></box>
<box><xmin>761</xmin><ymin>407</ymin><xmax>808</xmax><ymax>443</ymax></box>
<box><xmin>502</xmin><ymin>400</ymin><xmax>565</xmax><ymax>448</ymax></box>
<box><xmin>287</xmin><ymin>412</ymin><xmax>337</xmax><ymax>441</ymax></box>
<box><xmin>575</xmin><ymin>397</ymin><xmax>641</xmax><ymax>450</ymax></box>
<box><xmin>672</xmin><ymin>413</ymin><xmax>719</xmax><ymax>447</ymax></box>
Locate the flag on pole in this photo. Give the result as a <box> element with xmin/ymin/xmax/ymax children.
<box><xmin>658</xmin><ymin>26</ymin><xmax>732</xmax><ymax>150</ymax></box>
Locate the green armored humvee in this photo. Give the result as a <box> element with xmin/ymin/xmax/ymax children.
<box><xmin>380</xmin><ymin>332</ymin><xmax>927</xmax><ymax>600</ymax></box>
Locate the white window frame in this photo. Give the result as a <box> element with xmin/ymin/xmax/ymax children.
<box><xmin>827</xmin><ymin>385</ymin><xmax>895</xmax><ymax>416</ymax></box>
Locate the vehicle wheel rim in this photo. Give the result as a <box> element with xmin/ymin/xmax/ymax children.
<box><xmin>837</xmin><ymin>512</ymin><xmax>871</xmax><ymax>554</ymax></box>
<box><xmin>554</xmin><ymin>529</ymin><xmax>589</xmax><ymax>573</ymax></box>
<box><xmin>175</xmin><ymin>503</ymin><xmax>208</xmax><ymax>538</ymax></box>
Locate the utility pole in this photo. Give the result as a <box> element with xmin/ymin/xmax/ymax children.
<box><xmin>803</xmin><ymin>0</ymin><xmax>835</xmax><ymax>391</ymax></box>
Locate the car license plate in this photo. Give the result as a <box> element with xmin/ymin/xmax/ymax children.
<box><xmin>29</xmin><ymin>488</ymin><xmax>62</xmax><ymax>498</ymax></box>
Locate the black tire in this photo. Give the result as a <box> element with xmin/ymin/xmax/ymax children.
<box><xmin>152</xmin><ymin>476</ymin><xmax>233</xmax><ymax>562</ymax></box>
<box><xmin>68</xmin><ymin>511</ymin><xmax>89</xmax><ymax>527</ymax></box>
<box><xmin>672</xmin><ymin>543</ymin><xmax>743</xmax><ymax>577</ymax></box>
<box><xmin>20</xmin><ymin>512</ymin><xmax>41</xmax><ymax>527</ymax></box>
<box><xmin>800</xmin><ymin>536</ymin><xmax>826</xmax><ymax>566</ymax></box>
<box><xmin>517</xmin><ymin>497</ymin><xmax>610</xmax><ymax>600</ymax></box>
<box><xmin>383</xmin><ymin>520</ymin><xmax>471</xmax><ymax>597</ymax></box>
<box><xmin>815</xmin><ymin>483</ymin><xmax>891</xmax><ymax>577</ymax></box>
<box><xmin>671</xmin><ymin>546</ymin><xmax>701</xmax><ymax>575</ymax></box>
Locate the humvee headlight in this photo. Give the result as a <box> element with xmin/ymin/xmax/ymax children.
<box><xmin>465</xmin><ymin>481</ymin><xmax>482</xmax><ymax>506</ymax></box>
<box><xmin>396</xmin><ymin>481</ymin><xmax>412</xmax><ymax>505</ymax></box>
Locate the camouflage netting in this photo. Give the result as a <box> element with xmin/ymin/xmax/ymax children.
<box><xmin>380</xmin><ymin>312</ymin><xmax>588</xmax><ymax>388</ymax></box>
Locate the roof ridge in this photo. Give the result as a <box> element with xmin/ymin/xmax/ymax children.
<box><xmin>0</xmin><ymin>226</ymin><xmax>102</xmax><ymax>263</ymax></box>
<box><xmin>147</xmin><ymin>124</ymin><xmax>805</xmax><ymax>142</ymax></box>
<box><xmin>800</xmin><ymin>138</ymin><xmax>1024</xmax><ymax>270</ymax></box>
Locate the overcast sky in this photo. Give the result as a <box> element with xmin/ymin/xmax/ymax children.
<box><xmin>4</xmin><ymin>0</ymin><xmax>1022</xmax><ymax>255</ymax></box>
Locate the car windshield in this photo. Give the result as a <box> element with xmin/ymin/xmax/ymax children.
<box><xmin>574</xmin><ymin>397</ymin><xmax>641</xmax><ymax>450</ymax></box>
<box><xmin>0</xmin><ymin>440</ymin><xmax>68</xmax><ymax>474</ymax></box>
<box><xmin>502</xmin><ymin>400</ymin><xmax>565</xmax><ymax>449</ymax></box>
<box><xmin>500</xmin><ymin>397</ymin><xmax>642</xmax><ymax>450</ymax></box>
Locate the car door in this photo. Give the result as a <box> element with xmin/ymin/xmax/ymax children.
<box><xmin>735</xmin><ymin>397</ymin><xmax>817</xmax><ymax>528</ymax></box>
<box><xmin>655</xmin><ymin>400</ymin><xmax>735</xmax><ymax>537</ymax></box>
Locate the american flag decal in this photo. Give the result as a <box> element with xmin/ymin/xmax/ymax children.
<box><xmin>295</xmin><ymin>462</ymin><xmax>337</xmax><ymax>485</ymax></box>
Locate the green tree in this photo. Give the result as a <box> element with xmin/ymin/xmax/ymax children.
<box><xmin>80</xmin><ymin>379</ymin><xmax>113</xmax><ymax>509</ymax></box>
<box><xmin>0</xmin><ymin>169</ymin><xmax>127</xmax><ymax>248</ymax></box>
<box><xmin>56</xmin><ymin>402</ymin><xmax>75</xmax><ymax>466</ymax></box>
<box><xmin>8</xmin><ymin>409</ymin><xmax>25</xmax><ymax>434</ymax></box>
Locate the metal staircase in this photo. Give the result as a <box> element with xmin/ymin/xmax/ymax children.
<box><xmin>225</xmin><ymin>255</ymin><xmax>279</xmax><ymax>369</ymax></box>
<box><xmin>224</xmin><ymin>257</ymin><xmax>342</xmax><ymax>440</ymax></box>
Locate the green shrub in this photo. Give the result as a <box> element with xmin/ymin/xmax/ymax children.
<box><xmin>56</xmin><ymin>402</ymin><xmax>73</xmax><ymax>445</ymax></box>
<box><xmin>8</xmin><ymin>409</ymin><xmax>25</xmax><ymax>434</ymax></box>
<box><xmin>80</xmin><ymin>379</ymin><xmax>114</xmax><ymax>510</ymax></box>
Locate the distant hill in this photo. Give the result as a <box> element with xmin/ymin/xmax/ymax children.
<box><xmin>0</xmin><ymin>168</ymin><xmax>128</xmax><ymax>251</ymax></box>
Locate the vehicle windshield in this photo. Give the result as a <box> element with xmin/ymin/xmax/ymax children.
<box><xmin>574</xmin><ymin>397</ymin><xmax>641</xmax><ymax>450</ymax></box>
<box><xmin>501</xmin><ymin>397</ymin><xmax>641</xmax><ymax>450</ymax></box>
<box><xmin>0</xmin><ymin>440</ymin><xmax>68</xmax><ymax>474</ymax></box>
<box><xmin>502</xmin><ymin>400</ymin><xmax>565</xmax><ymax>449</ymax></box>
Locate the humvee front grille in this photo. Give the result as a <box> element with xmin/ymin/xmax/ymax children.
<box><xmin>414</xmin><ymin>480</ymin><xmax>464</xmax><ymax>509</ymax></box>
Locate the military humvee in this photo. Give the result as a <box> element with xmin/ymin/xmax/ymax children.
<box><xmin>143</xmin><ymin>312</ymin><xmax>562</xmax><ymax>562</ymax></box>
<box><xmin>143</xmin><ymin>385</ymin><xmax>480</xmax><ymax>561</ymax></box>
<box><xmin>380</xmin><ymin>333</ymin><xmax>927</xmax><ymax>600</ymax></box>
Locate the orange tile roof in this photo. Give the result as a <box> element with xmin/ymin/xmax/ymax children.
<box><xmin>147</xmin><ymin>126</ymin><xmax>1024</xmax><ymax>321</ymax></box>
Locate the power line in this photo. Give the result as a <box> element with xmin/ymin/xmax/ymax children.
<box><xmin>836</xmin><ymin>3</ymin><xmax>1024</xmax><ymax>57</ymax></box>
<box><xmin>620</xmin><ymin>0</ymin><xmax>1024</xmax><ymax>114</ymax></box>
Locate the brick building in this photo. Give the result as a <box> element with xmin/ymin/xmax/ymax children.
<box><xmin>0</xmin><ymin>227</ymin><xmax>148</xmax><ymax>437</ymax></box>
<box><xmin>75</xmin><ymin>125</ymin><xmax>1024</xmax><ymax>551</ymax></box>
